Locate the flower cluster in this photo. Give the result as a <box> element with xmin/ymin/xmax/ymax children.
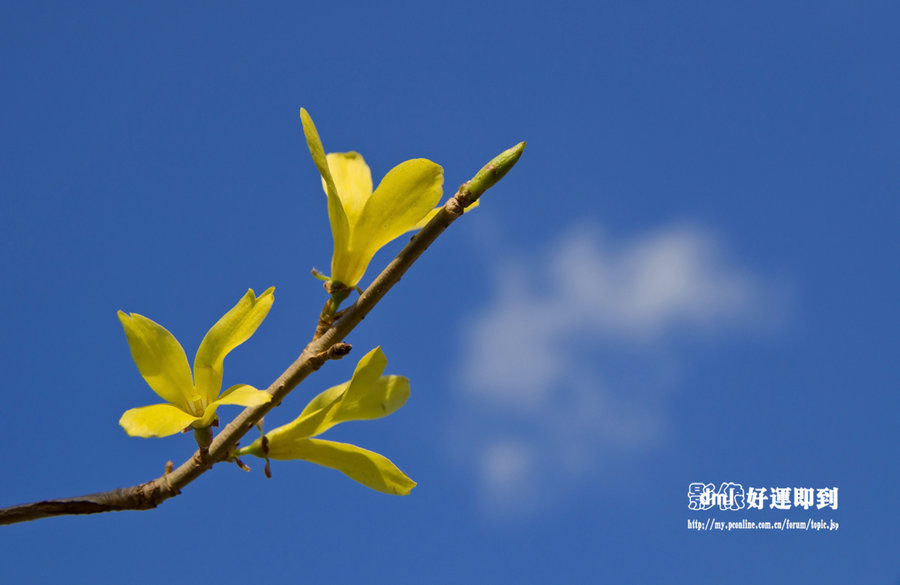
<box><xmin>118</xmin><ymin>288</ymin><xmax>274</xmax><ymax>437</ymax></box>
<box><xmin>116</xmin><ymin>108</ymin><xmax>450</xmax><ymax>495</ymax></box>
<box><xmin>300</xmin><ymin>107</ymin><xmax>475</xmax><ymax>289</ymax></box>
<box><xmin>235</xmin><ymin>347</ymin><xmax>415</xmax><ymax>495</ymax></box>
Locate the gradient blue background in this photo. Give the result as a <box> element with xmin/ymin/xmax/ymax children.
<box><xmin>1</xmin><ymin>2</ymin><xmax>897</xmax><ymax>583</ymax></box>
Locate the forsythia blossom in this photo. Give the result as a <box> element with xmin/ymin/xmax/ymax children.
<box><xmin>234</xmin><ymin>346</ymin><xmax>415</xmax><ymax>495</ymax></box>
<box><xmin>301</xmin><ymin>108</ymin><xmax>474</xmax><ymax>288</ymax></box>
<box><xmin>118</xmin><ymin>288</ymin><xmax>274</xmax><ymax>437</ymax></box>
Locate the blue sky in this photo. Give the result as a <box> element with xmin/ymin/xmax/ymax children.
<box><xmin>1</xmin><ymin>1</ymin><xmax>898</xmax><ymax>583</ymax></box>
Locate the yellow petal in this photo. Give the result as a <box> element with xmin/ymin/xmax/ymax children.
<box><xmin>326</xmin><ymin>347</ymin><xmax>408</xmax><ymax>427</ymax></box>
<box><xmin>333</xmin><ymin>375</ymin><xmax>409</xmax><ymax>424</ymax></box>
<box><xmin>300</xmin><ymin>108</ymin><xmax>338</xmax><ymax>200</ymax></box>
<box><xmin>296</xmin><ymin>375</ymin><xmax>408</xmax><ymax>434</ymax></box>
<box><xmin>268</xmin><ymin>437</ymin><xmax>416</xmax><ymax>495</ymax></box>
<box><xmin>334</xmin><ymin>159</ymin><xmax>444</xmax><ymax>286</ymax></box>
<box><xmin>193</xmin><ymin>383</ymin><xmax>272</xmax><ymax>428</ymax></box>
<box><xmin>119</xmin><ymin>403</ymin><xmax>199</xmax><ymax>438</ymax></box>
<box><xmin>410</xmin><ymin>198</ymin><xmax>480</xmax><ymax>232</ymax></box>
<box><xmin>193</xmin><ymin>288</ymin><xmax>274</xmax><ymax>404</ymax></box>
<box><xmin>214</xmin><ymin>384</ymin><xmax>272</xmax><ymax>407</ymax></box>
<box><xmin>311</xmin><ymin>345</ymin><xmax>386</xmax><ymax>418</ymax></box>
<box><xmin>118</xmin><ymin>311</ymin><xmax>194</xmax><ymax>412</ymax></box>
<box><xmin>325</xmin><ymin>152</ymin><xmax>372</xmax><ymax>228</ymax></box>
<box><xmin>267</xmin><ymin>346</ymin><xmax>396</xmax><ymax>441</ymax></box>
<box><xmin>300</xmin><ymin>108</ymin><xmax>349</xmax><ymax>270</ymax></box>
<box><xmin>234</xmin><ymin>360</ymin><xmax>407</xmax><ymax>458</ymax></box>
<box><xmin>271</xmin><ymin>380</ymin><xmax>347</xmax><ymax>441</ymax></box>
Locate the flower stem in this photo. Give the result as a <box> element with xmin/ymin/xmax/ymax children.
<box><xmin>313</xmin><ymin>283</ymin><xmax>352</xmax><ymax>340</ymax></box>
<box><xmin>193</xmin><ymin>426</ymin><xmax>213</xmax><ymax>459</ymax></box>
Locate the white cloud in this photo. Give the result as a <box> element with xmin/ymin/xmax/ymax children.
<box><xmin>479</xmin><ymin>439</ymin><xmax>539</xmax><ymax>512</ymax></box>
<box><xmin>450</xmin><ymin>222</ymin><xmax>777</xmax><ymax>517</ymax></box>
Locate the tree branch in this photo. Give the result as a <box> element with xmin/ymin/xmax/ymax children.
<box><xmin>0</xmin><ymin>141</ymin><xmax>525</xmax><ymax>526</ymax></box>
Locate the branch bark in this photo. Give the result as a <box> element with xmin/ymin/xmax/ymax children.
<box><xmin>0</xmin><ymin>141</ymin><xmax>525</xmax><ymax>526</ymax></box>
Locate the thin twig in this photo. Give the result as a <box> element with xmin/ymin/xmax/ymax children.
<box><xmin>0</xmin><ymin>141</ymin><xmax>525</xmax><ymax>526</ymax></box>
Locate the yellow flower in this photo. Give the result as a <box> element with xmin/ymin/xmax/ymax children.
<box><xmin>118</xmin><ymin>288</ymin><xmax>275</xmax><ymax>437</ymax></box>
<box><xmin>234</xmin><ymin>346</ymin><xmax>415</xmax><ymax>495</ymax></box>
<box><xmin>300</xmin><ymin>108</ymin><xmax>459</xmax><ymax>288</ymax></box>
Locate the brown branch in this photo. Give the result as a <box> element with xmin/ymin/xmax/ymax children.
<box><xmin>0</xmin><ymin>141</ymin><xmax>525</xmax><ymax>526</ymax></box>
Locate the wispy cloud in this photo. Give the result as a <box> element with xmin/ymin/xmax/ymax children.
<box><xmin>449</xmin><ymin>222</ymin><xmax>778</xmax><ymax>517</ymax></box>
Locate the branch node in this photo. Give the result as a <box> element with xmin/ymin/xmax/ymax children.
<box><xmin>451</xmin><ymin>184</ymin><xmax>473</xmax><ymax>214</ymax></box>
<box><xmin>327</xmin><ymin>342</ymin><xmax>352</xmax><ymax>359</ymax></box>
<box><xmin>156</xmin><ymin>475</ymin><xmax>181</xmax><ymax>500</ymax></box>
